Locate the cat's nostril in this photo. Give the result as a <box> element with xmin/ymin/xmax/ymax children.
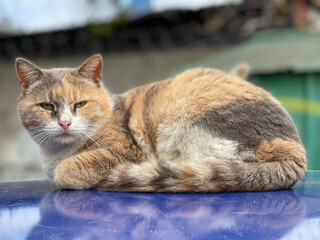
<box><xmin>58</xmin><ymin>121</ymin><xmax>71</xmax><ymax>130</ymax></box>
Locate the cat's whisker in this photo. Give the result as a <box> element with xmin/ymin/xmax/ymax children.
<box><xmin>47</xmin><ymin>132</ymin><xmax>57</xmax><ymax>149</ymax></box>
<box><xmin>87</xmin><ymin>128</ymin><xmax>125</xmax><ymax>149</ymax></box>
<box><xmin>92</xmin><ymin>136</ymin><xmax>117</xmax><ymax>157</ymax></box>
<box><xmin>31</xmin><ymin>128</ymin><xmax>49</xmax><ymax>134</ymax></box>
<box><xmin>38</xmin><ymin>133</ymin><xmax>51</xmax><ymax>146</ymax></box>
<box><xmin>92</xmin><ymin>123</ymin><xmax>130</xmax><ymax>134</ymax></box>
<box><xmin>89</xmin><ymin>134</ymin><xmax>124</xmax><ymax>154</ymax></box>
<box><xmin>77</xmin><ymin>133</ymin><xmax>92</xmax><ymax>151</ymax></box>
<box><xmin>84</xmin><ymin>122</ymin><xmax>129</xmax><ymax>136</ymax></box>
<box><xmin>89</xmin><ymin>133</ymin><xmax>110</xmax><ymax>150</ymax></box>
<box><xmin>28</xmin><ymin>130</ymin><xmax>47</xmax><ymax>139</ymax></box>
<box><xmin>33</xmin><ymin>136</ymin><xmax>46</xmax><ymax>144</ymax></box>
<box><xmin>42</xmin><ymin>132</ymin><xmax>53</xmax><ymax>149</ymax></box>
<box><xmin>26</xmin><ymin>126</ymin><xmax>44</xmax><ymax>132</ymax></box>
<box><xmin>82</xmin><ymin>132</ymin><xmax>112</xmax><ymax>158</ymax></box>
<box><xmin>88</xmin><ymin>134</ymin><xmax>118</xmax><ymax>159</ymax></box>
<box><xmin>32</xmin><ymin>131</ymin><xmax>50</xmax><ymax>143</ymax></box>
<box><xmin>109</xmin><ymin>125</ymin><xmax>129</xmax><ymax>134</ymax></box>
<box><xmin>99</xmin><ymin>123</ymin><xmax>130</xmax><ymax>134</ymax></box>
<box><xmin>91</xmin><ymin>140</ymin><xmax>112</xmax><ymax>159</ymax></box>
<box><xmin>31</xmin><ymin>131</ymin><xmax>47</xmax><ymax>141</ymax></box>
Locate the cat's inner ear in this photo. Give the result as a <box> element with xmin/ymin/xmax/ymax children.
<box><xmin>76</xmin><ymin>54</ymin><xmax>103</xmax><ymax>85</ymax></box>
<box><xmin>16</xmin><ymin>58</ymin><xmax>44</xmax><ymax>90</ymax></box>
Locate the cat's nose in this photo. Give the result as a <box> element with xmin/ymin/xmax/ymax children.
<box><xmin>58</xmin><ymin>121</ymin><xmax>71</xmax><ymax>130</ymax></box>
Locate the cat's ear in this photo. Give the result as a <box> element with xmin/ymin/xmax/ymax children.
<box><xmin>16</xmin><ymin>58</ymin><xmax>45</xmax><ymax>90</ymax></box>
<box><xmin>230</xmin><ymin>63</ymin><xmax>250</xmax><ymax>79</ymax></box>
<box><xmin>76</xmin><ymin>54</ymin><xmax>103</xmax><ymax>86</ymax></box>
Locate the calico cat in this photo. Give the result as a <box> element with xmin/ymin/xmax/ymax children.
<box><xmin>16</xmin><ymin>54</ymin><xmax>307</xmax><ymax>192</ymax></box>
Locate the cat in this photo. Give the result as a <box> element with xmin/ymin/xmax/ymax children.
<box><xmin>16</xmin><ymin>54</ymin><xmax>307</xmax><ymax>192</ymax></box>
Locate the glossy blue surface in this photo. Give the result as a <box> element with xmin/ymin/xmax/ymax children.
<box><xmin>0</xmin><ymin>172</ymin><xmax>320</xmax><ymax>240</ymax></box>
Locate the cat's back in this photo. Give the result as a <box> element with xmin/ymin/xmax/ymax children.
<box><xmin>121</xmin><ymin>67</ymin><xmax>295</xmax><ymax>130</ymax></box>
<box><xmin>124</xmin><ymin>67</ymin><xmax>276</xmax><ymax>122</ymax></box>
<box><xmin>164</xmin><ymin>67</ymin><xmax>267</xmax><ymax>106</ymax></box>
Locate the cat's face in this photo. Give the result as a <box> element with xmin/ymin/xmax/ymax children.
<box><xmin>16</xmin><ymin>55</ymin><xmax>112</xmax><ymax>148</ymax></box>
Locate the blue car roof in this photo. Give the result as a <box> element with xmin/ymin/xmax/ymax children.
<box><xmin>0</xmin><ymin>171</ymin><xmax>319</xmax><ymax>240</ymax></box>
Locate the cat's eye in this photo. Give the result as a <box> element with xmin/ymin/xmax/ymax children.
<box><xmin>74</xmin><ymin>101</ymin><xmax>87</xmax><ymax>109</ymax></box>
<box><xmin>40</xmin><ymin>103</ymin><xmax>54</xmax><ymax>110</ymax></box>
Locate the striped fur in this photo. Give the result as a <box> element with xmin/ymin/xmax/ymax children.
<box><xmin>16</xmin><ymin>55</ymin><xmax>307</xmax><ymax>192</ymax></box>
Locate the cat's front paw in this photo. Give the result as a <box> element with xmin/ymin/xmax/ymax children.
<box><xmin>53</xmin><ymin>159</ymin><xmax>93</xmax><ymax>190</ymax></box>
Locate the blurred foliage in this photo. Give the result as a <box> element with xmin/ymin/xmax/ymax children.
<box><xmin>2</xmin><ymin>0</ymin><xmax>320</xmax><ymax>59</ymax></box>
<box><xmin>89</xmin><ymin>21</ymin><xmax>128</xmax><ymax>38</ymax></box>
<box><xmin>86</xmin><ymin>0</ymin><xmax>130</xmax><ymax>38</ymax></box>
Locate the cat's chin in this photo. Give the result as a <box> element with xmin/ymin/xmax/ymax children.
<box><xmin>56</xmin><ymin>133</ymin><xmax>77</xmax><ymax>145</ymax></box>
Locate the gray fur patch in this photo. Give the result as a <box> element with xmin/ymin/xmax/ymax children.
<box><xmin>195</xmin><ymin>100</ymin><xmax>300</xmax><ymax>152</ymax></box>
<box><xmin>43</xmin><ymin>68</ymin><xmax>76</xmax><ymax>83</ymax></box>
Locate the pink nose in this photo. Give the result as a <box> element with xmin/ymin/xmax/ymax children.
<box><xmin>58</xmin><ymin>121</ymin><xmax>71</xmax><ymax>130</ymax></box>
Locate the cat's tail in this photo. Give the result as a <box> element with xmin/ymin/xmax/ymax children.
<box><xmin>95</xmin><ymin>138</ymin><xmax>307</xmax><ymax>192</ymax></box>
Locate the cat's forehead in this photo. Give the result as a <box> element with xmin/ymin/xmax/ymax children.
<box><xmin>44</xmin><ymin>67</ymin><xmax>77</xmax><ymax>81</ymax></box>
<box><xmin>47</xmin><ymin>72</ymin><xmax>87</xmax><ymax>99</ymax></box>
<box><xmin>41</xmin><ymin>68</ymin><xmax>80</xmax><ymax>90</ymax></box>
<box><xmin>26</xmin><ymin>67</ymin><xmax>89</xmax><ymax>101</ymax></box>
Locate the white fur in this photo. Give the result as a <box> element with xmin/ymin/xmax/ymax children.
<box><xmin>60</xmin><ymin>101</ymin><xmax>73</xmax><ymax>122</ymax></box>
<box><xmin>41</xmin><ymin>146</ymin><xmax>75</xmax><ymax>179</ymax></box>
<box><xmin>157</xmin><ymin>122</ymin><xmax>254</xmax><ymax>164</ymax></box>
<box><xmin>105</xmin><ymin>121</ymin><xmax>255</xmax><ymax>188</ymax></box>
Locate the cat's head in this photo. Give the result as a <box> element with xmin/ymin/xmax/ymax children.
<box><xmin>16</xmin><ymin>54</ymin><xmax>113</xmax><ymax>148</ymax></box>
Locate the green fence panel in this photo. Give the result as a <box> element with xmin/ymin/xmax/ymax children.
<box><xmin>250</xmin><ymin>73</ymin><xmax>320</xmax><ymax>170</ymax></box>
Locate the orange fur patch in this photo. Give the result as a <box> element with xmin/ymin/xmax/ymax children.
<box><xmin>257</xmin><ymin>138</ymin><xmax>306</xmax><ymax>165</ymax></box>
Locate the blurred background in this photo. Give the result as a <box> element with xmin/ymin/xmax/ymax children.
<box><xmin>0</xmin><ymin>0</ymin><xmax>320</xmax><ymax>182</ymax></box>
